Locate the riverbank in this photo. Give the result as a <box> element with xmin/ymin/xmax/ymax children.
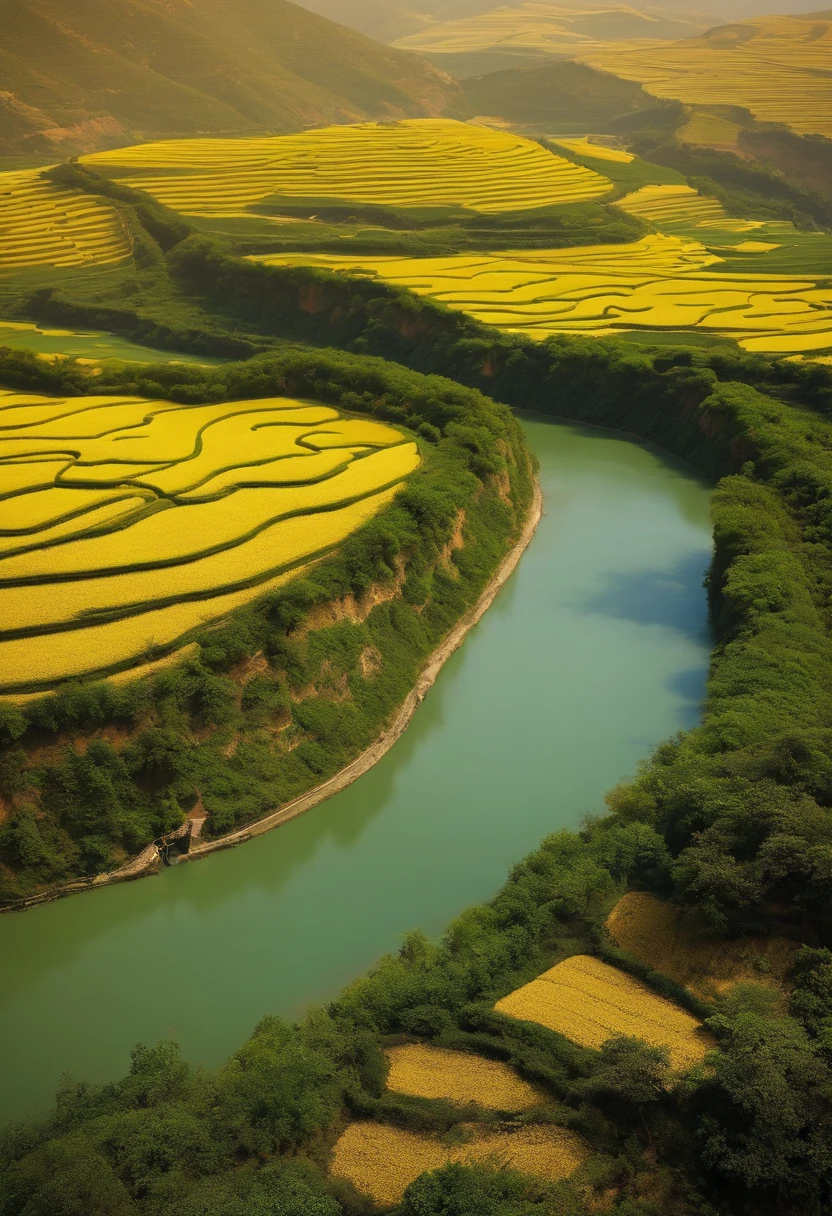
<box><xmin>1</xmin><ymin>478</ymin><xmax>542</xmax><ymax>915</ymax></box>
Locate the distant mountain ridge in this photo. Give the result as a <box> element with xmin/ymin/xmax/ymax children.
<box><xmin>0</xmin><ymin>0</ymin><xmax>458</xmax><ymax>156</ymax></box>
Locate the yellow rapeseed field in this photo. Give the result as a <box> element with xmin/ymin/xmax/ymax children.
<box><xmin>582</xmin><ymin>14</ymin><xmax>832</xmax><ymax>137</ymax></box>
<box><xmin>495</xmin><ymin>955</ymin><xmax>712</xmax><ymax>1070</ymax></box>
<box><xmin>331</xmin><ymin>1121</ymin><xmax>588</xmax><ymax>1205</ymax></box>
<box><xmin>0</xmin><ymin>393</ymin><xmax>418</xmax><ymax>692</ymax></box>
<box><xmin>0</xmin><ymin>491</ymin><xmax>399</xmax><ymax>691</ymax></box>
<box><xmin>606</xmin><ymin>892</ymin><xmax>798</xmax><ymax>1002</ymax></box>
<box><xmin>615</xmin><ymin>184</ymin><xmax>746</xmax><ymax>228</ymax></box>
<box><xmin>254</xmin><ymin>234</ymin><xmax>832</xmax><ymax>353</ymax></box>
<box><xmin>550</xmin><ymin>138</ymin><xmax>633</xmax><ymax>163</ymax></box>
<box><xmin>385</xmin><ymin>1044</ymin><xmax>542</xmax><ymax>1109</ymax></box>
<box><xmin>83</xmin><ymin>119</ymin><xmax>611</xmax><ymax>215</ymax></box>
<box><xmin>0</xmin><ymin>170</ymin><xmax>130</xmax><ymax>271</ymax></box>
<box><xmin>391</xmin><ymin>3</ymin><xmax>665</xmax><ymax>58</ymax></box>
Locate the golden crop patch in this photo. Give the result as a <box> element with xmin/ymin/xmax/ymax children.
<box><xmin>550</xmin><ymin>138</ymin><xmax>634</xmax><ymax>163</ymax></box>
<box><xmin>255</xmin><ymin>232</ymin><xmax>832</xmax><ymax>354</ymax></box>
<box><xmin>606</xmin><ymin>892</ymin><xmax>798</xmax><ymax>1002</ymax></box>
<box><xmin>582</xmin><ymin>14</ymin><xmax>832</xmax><ymax>138</ymax></box>
<box><xmin>331</xmin><ymin>1122</ymin><xmax>588</xmax><ymax>1205</ymax></box>
<box><xmin>0</xmin><ymin>392</ymin><xmax>417</xmax><ymax>693</ymax></box>
<box><xmin>0</xmin><ymin>170</ymin><xmax>130</xmax><ymax>271</ymax></box>
<box><xmin>495</xmin><ymin>955</ymin><xmax>712</xmax><ymax>1070</ymax></box>
<box><xmin>385</xmin><ymin>1044</ymin><xmax>542</xmax><ymax>1109</ymax></box>
<box><xmin>83</xmin><ymin>119</ymin><xmax>611</xmax><ymax>215</ymax></box>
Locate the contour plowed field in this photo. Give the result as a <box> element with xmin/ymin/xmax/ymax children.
<box><xmin>83</xmin><ymin>119</ymin><xmax>611</xmax><ymax>215</ymax></box>
<box><xmin>0</xmin><ymin>391</ymin><xmax>417</xmax><ymax>693</ymax></box>
<box><xmin>495</xmin><ymin>954</ymin><xmax>712</xmax><ymax>1069</ymax></box>
<box><xmin>257</xmin><ymin>233</ymin><xmax>832</xmax><ymax>353</ymax></box>
<box><xmin>583</xmin><ymin>14</ymin><xmax>832</xmax><ymax>137</ymax></box>
<box><xmin>392</xmin><ymin>2</ymin><xmax>713</xmax><ymax>57</ymax></box>
<box><xmin>0</xmin><ymin>171</ymin><xmax>130</xmax><ymax>271</ymax></box>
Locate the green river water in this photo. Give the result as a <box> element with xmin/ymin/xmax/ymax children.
<box><xmin>0</xmin><ymin>417</ymin><xmax>712</xmax><ymax>1123</ymax></box>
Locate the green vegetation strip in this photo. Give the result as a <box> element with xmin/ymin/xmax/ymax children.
<box><xmin>3</xmin><ymin>159</ymin><xmax>832</xmax><ymax>1216</ymax></box>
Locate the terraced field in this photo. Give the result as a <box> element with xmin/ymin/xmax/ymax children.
<box><xmin>0</xmin><ymin>170</ymin><xmax>130</xmax><ymax>271</ymax></box>
<box><xmin>550</xmin><ymin>138</ymin><xmax>633</xmax><ymax>164</ymax></box>
<box><xmin>583</xmin><ymin>14</ymin><xmax>832</xmax><ymax>137</ymax></box>
<box><xmin>495</xmin><ymin>954</ymin><xmax>712</xmax><ymax>1070</ymax></box>
<box><xmin>392</xmin><ymin>2</ymin><xmax>714</xmax><ymax>58</ymax></box>
<box><xmin>0</xmin><ymin>391</ymin><xmax>417</xmax><ymax>693</ymax></box>
<box><xmin>256</xmin><ymin>232</ymin><xmax>832</xmax><ymax>354</ymax></box>
<box><xmin>331</xmin><ymin>1122</ymin><xmax>588</xmax><ymax>1205</ymax></box>
<box><xmin>615</xmin><ymin>184</ymin><xmax>753</xmax><ymax>230</ymax></box>
<box><xmin>82</xmin><ymin>120</ymin><xmax>612</xmax><ymax>215</ymax></box>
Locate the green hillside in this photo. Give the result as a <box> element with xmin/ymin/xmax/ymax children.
<box><xmin>454</xmin><ymin>60</ymin><xmax>672</xmax><ymax>129</ymax></box>
<box><xmin>297</xmin><ymin>0</ymin><xmax>504</xmax><ymax>42</ymax></box>
<box><xmin>0</xmin><ymin>0</ymin><xmax>458</xmax><ymax>157</ymax></box>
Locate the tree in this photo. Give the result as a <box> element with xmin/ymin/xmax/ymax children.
<box><xmin>580</xmin><ymin>1037</ymin><xmax>670</xmax><ymax>1110</ymax></box>
<box><xmin>694</xmin><ymin>1005</ymin><xmax>832</xmax><ymax>1205</ymax></box>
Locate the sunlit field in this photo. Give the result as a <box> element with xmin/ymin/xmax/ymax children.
<box><xmin>82</xmin><ymin>119</ymin><xmax>612</xmax><ymax>215</ymax></box>
<box><xmin>550</xmin><ymin>138</ymin><xmax>634</xmax><ymax>164</ymax></box>
<box><xmin>0</xmin><ymin>392</ymin><xmax>417</xmax><ymax>693</ymax></box>
<box><xmin>584</xmin><ymin>14</ymin><xmax>832</xmax><ymax>137</ymax></box>
<box><xmin>495</xmin><ymin>955</ymin><xmax>713</xmax><ymax>1070</ymax></box>
<box><xmin>385</xmin><ymin>1044</ymin><xmax>543</xmax><ymax>1109</ymax></box>
<box><xmin>0</xmin><ymin>170</ymin><xmax>130</xmax><ymax>271</ymax></box>
<box><xmin>331</xmin><ymin>1122</ymin><xmax>588</xmax><ymax>1205</ymax></box>
<box><xmin>255</xmin><ymin>232</ymin><xmax>832</xmax><ymax>354</ymax></box>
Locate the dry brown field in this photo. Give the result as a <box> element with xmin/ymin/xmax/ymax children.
<box><xmin>606</xmin><ymin>892</ymin><xmax>798</xmax><ymax>1002</ymax></box>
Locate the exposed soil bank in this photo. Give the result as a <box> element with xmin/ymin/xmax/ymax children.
<box><xmin>1</xmin><ymin>480</ymin><xmax>542</xmax><ymax>914</ymax></box>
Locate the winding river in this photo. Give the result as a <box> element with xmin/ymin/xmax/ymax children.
<box><xmin>0</xmin><ymin>417</ymin><xmax>712</xmax><ymax>1123</ymax></box>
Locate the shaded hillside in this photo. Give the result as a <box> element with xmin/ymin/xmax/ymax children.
<box><xmin>455</xmin><ymin>60</ymin><xmax>672</xmax><ymax>128</ymax></box>
<box><xmin>0</xmin><ymin>0</ymin><xmax>457</xmax><ymax>156</ymax></box>
<box><xmin>296</xmin><ymin>0</ymin><xmax>504</xmax><ymax>43</ymax></box>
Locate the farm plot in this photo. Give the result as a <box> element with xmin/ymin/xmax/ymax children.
<box><xmin>582</xmin><ymin>14</ymin><xmax>832</xmax><ymax>137</ymax></box>
<box><xmin>614</xmin><ymin>184</ymin><xmax>754</xmax><ymax>230</ymax></box>
<box><xmin>83</xmin><ymin>119</ymin><xmax>612</xmax><ymax>215</ymax></box>
<box><xmin>550</xmin><ymin>138</ymin><xmax>633</xmax><ymax>164</ymax></box>
<box><xmin>0</xmin><ymin>170</ymin><xmax>130</xmax><ymax>271</ymax></box>
<box><xmin>606</xmin><ymin>892</ymin><xmax>797</xmax><ymax>1002</ymax></box>
<box><xmin>385</xmin><ymin>1044</ymin><xmax>542</xmax><ymax>1109</ymax></box>
<box><xmin>495</xmin><ymin>955</ymin><xmax>712</xmax><ymax>1070</ymax></box>
<box><xmin>331</xmin><ymin>1122</ymin><xmax>588</xmax><ymax>1205</ymax></box>
<box><xmin>614</xmin><ymin>183</ymin><xmax>832</xmax><ymax>277</ymax></box>
<box><xmin>255</xmin><ymin>234</ymin><xmax>832</xmax><ymax>353</ymax></box>
<box><xmin>391</xmin><ymin>2</ymin><xmax>712</xmax><ymax>58</ymax></box>
<box><xmin>0</xmin><ymin>391</ymin><xmax>417</xmax><ymax>693</ymax></box>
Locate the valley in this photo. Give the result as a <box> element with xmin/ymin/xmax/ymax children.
<box><xmin>2</xmin><ymin>4</ymin><xmax>832</xmax><ymax>1215</ymax></box>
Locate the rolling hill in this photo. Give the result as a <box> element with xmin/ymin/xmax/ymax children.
<box><xmin>390</xmin><ymin>1</ymin><xmax>725</xmax><ymax>74</ymax></box>
<box><xmin>582</xmin><ymin>12</ymin><xmax>832</xmax><ymax>136</ymax></box>
<box><xmin>295</xmin><ymin>0</ymin><xmax>505</xmax><ymax>43</ymax></box>
<box><xmin>0</xmin><ymin>0</ymin><xmax>458</xmax><ymax>157</ymax></box>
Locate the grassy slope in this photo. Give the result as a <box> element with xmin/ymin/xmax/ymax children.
<box><xmin>0</xmin><ymin>0</ymin><xmax>457</xmax><ymax>157</ymax></box>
